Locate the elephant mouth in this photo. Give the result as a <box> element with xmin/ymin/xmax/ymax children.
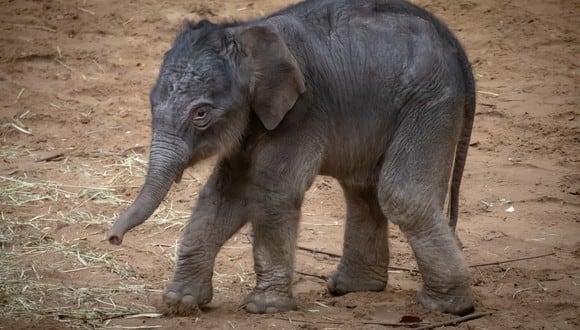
<box><xmin>175</xmin><ymin>170</ymin><xmax>184</xmax><ymax>183</ymax></box>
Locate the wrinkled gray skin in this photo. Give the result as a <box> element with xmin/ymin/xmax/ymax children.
<box><xmin>107</xmin><ymin>0</ymin><xmax>476</xmax><ymax>316</ymax></box>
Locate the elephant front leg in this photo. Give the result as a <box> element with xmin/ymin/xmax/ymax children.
<box><xmin>327</xmin><ymin>183</ymin><xmax>390</xmax><ymax>295</ymax></box>
<box><xmin>243</xmin><ymin>195</ymin><xmax>301</xmax><ymax>314</ymax></box>
<box><xmin>162</xmin><ymin>233</ymin><xmax>218</xmax><ymax>315</ymax></box>
<box><xmin>162</xmin><ymin>162</ymin><xmax>249</xmax><ymax>315</ymax></box>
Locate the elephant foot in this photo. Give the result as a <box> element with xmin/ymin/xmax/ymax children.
<box><xmin>161</xmin><ymin>281</ymin><xmax>213</xmax><ymax>316</ymax></box>
<box><xmin>417</xmin><ymin>285</ymin><xmax>474</xmax><ymax>316</ymax></box>
<box><xmin>326</xmin><ymin>268</ymin><xmax>387</xmax><ymax>296</ymax></box>
<box><xmin>243</xmin><ymin>291</ymin><xmax>297</xmax><ymax>314</ymax></box>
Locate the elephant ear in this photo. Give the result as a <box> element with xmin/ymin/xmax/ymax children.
<box><xmin>237</xmin><ymin>26</ymin><xmax>306</xmax><ymax>130</ymax></box>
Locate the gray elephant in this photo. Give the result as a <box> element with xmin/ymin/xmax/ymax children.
<box><xmin>107</xmin><ymin>0</ymin><xmax>476</xmax><ymax>316</ymax></box>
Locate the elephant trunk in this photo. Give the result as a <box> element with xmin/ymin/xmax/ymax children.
<box><xmin>107</xmin><ymin>141</ymin><xmax>187</xmax><ymax>245</ymax></box>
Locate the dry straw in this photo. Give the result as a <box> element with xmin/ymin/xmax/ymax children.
<box><xmin>1</xmin><ymin>147</ymin><xmax>194</xmax><ymax>328</ymax></box>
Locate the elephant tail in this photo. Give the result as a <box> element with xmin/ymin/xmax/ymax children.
<box><xmin>448</xmin><ymin>44</ymin><xmax>476</xmax><ymax>232</ymax></box>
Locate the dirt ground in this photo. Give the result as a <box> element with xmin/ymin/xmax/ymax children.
<box><xmin>0</xmin><ymin>0</ymin><xmax>578</xmax><ymax>329</ymax></box>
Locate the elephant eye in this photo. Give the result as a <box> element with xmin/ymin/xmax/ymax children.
<box><xmin>195</xmin><ymin>108</ymin><xmax>206</xmax><ymax>119</ymax></box>
<box><xmin>191</xmin><ymin>105</ymin><xmax>212</xmax><ymax>129</ymax></box>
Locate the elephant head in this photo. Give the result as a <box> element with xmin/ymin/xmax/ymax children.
<box><xmin>107</xmin><ymin>21</ymin><xmax>306</xmax><ymax>245</ymax></box>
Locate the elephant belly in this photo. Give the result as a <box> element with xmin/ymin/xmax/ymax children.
<box><xmin>318</xmin><ymin>130</ymin><xmax>388</xmax><ymax>185</ymax></box>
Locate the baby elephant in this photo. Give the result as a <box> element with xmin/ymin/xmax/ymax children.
<box><xmin>107</xmin><ymin>0</ymin><xmax>476</xmax><ymax>316</ymax></box>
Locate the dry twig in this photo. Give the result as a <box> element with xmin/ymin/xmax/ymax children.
<box><xmin>295</xmin><ymin>270</ymin><xmax>327</xmax><ymax>281</ymax></box>
<box><xmin>272</xmin><ymin>316</ymin><xmax>344</xmax><ymax>325</ymax></box>
<box><xmin>469</xmin><ymin>252</ymin><xmax>555</xmax><ymax>268</ymax></box>
<box><xmin>415</xmin><ymin>311</ymin><xmax>493</xmax><ymax>330</ymax></box>
<box><xmin>362</xmin><ymin>320</ymin><xmax>425</xmax><ymax>327</ymax></box>
<box><xmin>298</xmin><ymin>245</ymin><xmax>555</xmax><ymax>272</ymax></box>
<box><xmin>477</xmin><ymin>90</ymin><xmax>499</xmax><ymax>97</ymax></box>
<box><xmin>297</xmin><ymin>245</ymin><xmax>341</xmax><ymax>258</ymax></box>
<box><xmin>297</xmin><ymin>245</ymin><xmax>417</xmax><ymax>272</ymax></box>
<box><xmin>78</xmin><ymin>7</ymin><xmax>96</xmax><ymax>15</ymax></box>
<box><xmin>6</xmin><ymin>23</ymin><xmax>56</xmax><ymax>33</ymax></box>
<box><xmin>35</xmin><ymin>152</ymin><xmax>65</xmax><ymax>162</ymax></box>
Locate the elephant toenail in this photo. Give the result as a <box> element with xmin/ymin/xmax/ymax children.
<box><xmin>245</xmin><ymin>302</ymin><xmax>259</xmax><ymax>313</ymax></box>
<box><xmin>265</xmin><ymin>306</ymin><xmax>278</xmax><ymax>313</ymax></box>
<box><xmin>182</xmin><ymin>295</ymin><xmax>195</xmax><ymax>305</ymax></box>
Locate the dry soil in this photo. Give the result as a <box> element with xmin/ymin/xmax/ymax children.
<box><xmin>0</xmin><ymin>0</ymin><xmax>579</xmax><ymax>329</ymax></box>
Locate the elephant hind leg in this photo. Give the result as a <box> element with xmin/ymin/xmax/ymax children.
<box><xmin>377</xmin><ymin>105</ymin><xmax>474</xmax><ymax>315</ymax></box>
<box><xmin>327</xmin><ymin>183</ymin><xmax>389</xmax><ymax>296</ymax></box>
